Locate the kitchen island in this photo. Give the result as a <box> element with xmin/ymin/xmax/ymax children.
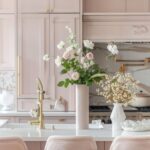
<box><xmin>0</xmin><ymin>123</ymin><xmax>150</xmax><ymax>150</ymax></box>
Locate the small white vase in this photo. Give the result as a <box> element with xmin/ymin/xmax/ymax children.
<box><xmin>76</xmin><ymin>85</ymin><xmax>89</xmax><ymax>130</ymax></box>
<box><xmin>110</xmin><ymin>103</ymin><xmax>126</xmax><ymax>131</ymax></box>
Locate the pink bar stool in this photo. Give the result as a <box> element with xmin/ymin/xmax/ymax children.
<box><xmin>45</xmin><ymin>136</ymin><xmax>97</xmax><ymax>150</ymax></box>
<box><xmin>0</xmin><ymin>137</ymin><xmax>28</xmax><ymax>150</ymax></box>
<box><xmin>110</xmin><ymin>136</ymin><xmax>150</xmax><ymax>150</ymax></box>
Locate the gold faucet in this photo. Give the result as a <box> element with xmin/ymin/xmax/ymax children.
<box><xmin>30</xmin><ymin>78</ymin><xmax>45</xmax><ymax>129</ymax></box>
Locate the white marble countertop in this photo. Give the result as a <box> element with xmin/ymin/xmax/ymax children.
<box><xmin>0</xmin><ymin>111</ymin><xmax>75</xmax><ymax>117</ymax></box>
<box><xmin>0</xmin><ymin>123</ymin><xmax>150</xmax><ymax>142</ymax></box>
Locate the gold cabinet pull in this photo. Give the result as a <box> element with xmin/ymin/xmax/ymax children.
<box><xmin>17</xmin><ymin>56</ymin><xmax>21</xmax><ymax>97</ymax></box>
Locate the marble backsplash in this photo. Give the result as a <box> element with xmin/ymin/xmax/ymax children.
<box><xmin>0</xmin><ymin>71</ymin><xmax>16</xmax><ymax>92</ymax></box>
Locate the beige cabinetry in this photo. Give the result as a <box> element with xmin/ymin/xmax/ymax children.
<box><xmin>50</xmin><ymin>14</ymin><xmax>80</xmax><ymax>111</ymax></box>
<box><xmin>17</xmin><ymin>0</ymin><xmax>80</xmax><ymax>111</ymax></box>
<box><xmin>83</xmin><ymin>0</ymin><xmax>150</xmax><ymax>13</ymax></box>
<box><xmin>50</xmin><ymin>0</ymin><xmax>80</xmax><ymax>13</ymax></box>
<box><xmin>83</xmin><ymin>15</ymin><xmax>150</xmax><ymax>42</ymax></box>
<box><xmin>18</xmin><ymin>0</ymin><xmax>80</xmax><ymax>13</ymax></box>
<box><xmin>0</xmin><ymin>0</ymin><xmax>17</xmax><ymax>13</ymax></box>
<box><xmin>0</xmin><ymin>15</ymin><xmax>16</xmax><ymax>70</ymax></box>
<box><xmin>17</xmin><ymin>14</ymin><xmax>50</xmax><ymax>99</ymax></box>
<box><xmin>18</xmin><ymin>0</ymin><xmax>50</xmax><ymax>13</ymax></box>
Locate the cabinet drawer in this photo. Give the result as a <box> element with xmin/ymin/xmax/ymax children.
<box><xmin>17</xmin><ymin>99</ymin><xmax>52</xmax><ymax>112</ymax></box>
<box><xmin>50</xmin><ymin>0</ymin><xmax>80</xmax><ymax>13</ymax></box>
<box><xmin>83</xmin><ymin>15</ymin><xmax>150</xmax><ymax>42</ymax></box>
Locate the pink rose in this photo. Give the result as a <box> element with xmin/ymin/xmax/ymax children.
<box><xmin>86</xmin><ymin>52</ymin><xmax>94</xmax><ymax>60</ymax></box>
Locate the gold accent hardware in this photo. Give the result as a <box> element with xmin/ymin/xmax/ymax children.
<box><xmin>17</xmin><ymin>56</ymin><xmax>21</xmax><ymax>97</ymax></box>
<box><xmin>30</xmin><ymin>78</ymin><xmax>45</xmax><ymax>129</ymax></box>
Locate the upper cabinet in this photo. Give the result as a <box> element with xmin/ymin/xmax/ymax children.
<box><xmin>18</xmin><ymin>0</ymin><xmax>50</xmax><ymax>13</ymax></box>
<box><xmin>83</xmin><ymin>0</ymin><xmax>150</xmax><ymax>13</ymax></box>
<box><xmin>18</xmin><ymin>0</ymin><xmax>80</xmax><ymax>13</ymax></box>
<box><xmin>50</xmin><ymin>0</ymin><xmax>80</xmax><ymax>13</ymax></box>
<box><xmin>0</xmin><ymin>0</ymin><xmax>16</xmax><ymax>13</ymax></box>
<box><xmin>17</xmin><ymin>14</ymin><xmax>50</xmax><ymax>98</ymax></box>
<box><xmin>0</xmin><ymin>15</ymin><xmax>16</xmax><ymax>70</ymax></box>
<box><xmin>50</xmin><ymin>14</ymin><xmax>80</xmax><ymax>111</ymax></box>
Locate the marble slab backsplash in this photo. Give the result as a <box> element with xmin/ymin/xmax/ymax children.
<box><xmin>0</xmin><ymin>71</ymin><xmax>16</xmax><ymax>92</ymax></box>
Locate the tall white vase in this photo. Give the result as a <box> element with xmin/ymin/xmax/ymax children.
<box><xmin>76</xmin><ymin>85</ymin><xmax>89</xmax><ymax>130</ymax></box>
<box><xmin>110</xmin><ymin>103</ymin><xmax>126</xmax><ymax>131</ymax></box>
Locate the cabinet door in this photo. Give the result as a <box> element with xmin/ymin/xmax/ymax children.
<box><xmin>50</xmin><ymin>14</ymin><xmax>80</xmax><ymax>111</ymax></box>
<box><xmin>83</xmin><ymin>0</ymin><xmax>125</xmax><ymax>12</ymax></box>
<box><xmin>126</xmin><ymin>0</ymin><xmax>149</xmax><ymax>12</ymax></box>
<box><xmin>18</xmin><ymin>14</ymin><xmax>50</xmax><ymax>99</ymax></box>
<box><xmin>18</xmin><ymin>0</ymin><xmax>50</xmax><ymax>13</ymax></box>
<box><xmin>50</xmin><ymin>0</ymin><xmax>80</xmax><ymax>13</ymax></box>
<box><xmin>0</xmin><ymin>0</ymin><xmax>16</xmax><ymax>13</ymax></box>
<box><xmin>0</xmin><ymin>15</ymin><xmax>16</xmax><ymax>70</ymax></box>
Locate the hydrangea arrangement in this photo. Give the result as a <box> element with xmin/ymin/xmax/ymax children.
<box><xmin>44</xmin><ymin>26</ymin><xmax>105</xmax><ymax>88</ymax></box>
<box><xmin>97</xmin><ymin>72</ymin><xmax>138</xmax><ymax>105</ymax></box>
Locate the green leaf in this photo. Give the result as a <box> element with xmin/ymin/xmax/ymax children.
<box><xmin>61</xmin><ymin>69</ymin><xmax>68</xmax><ymax>74</ymax></box>
<box><xmin>90</xmin><ymin>73</ymin><xmax>106</xmax><ymax>80</ymax></box>
<box><xmin>57</xmin><ymin>81</ymin><xmax>65</xmax><ymax>87</ymax></box>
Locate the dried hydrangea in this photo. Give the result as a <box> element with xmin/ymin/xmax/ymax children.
<box><xmin>97</xmin><ymin>72</ymin><xmax>138</xmax><ymax>105</ymax></box>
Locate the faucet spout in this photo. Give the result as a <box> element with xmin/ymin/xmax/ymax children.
<box><xmin>30</xmin><ymin>78</ymin><xmax>45</xmax><ymax>129</ymax></box>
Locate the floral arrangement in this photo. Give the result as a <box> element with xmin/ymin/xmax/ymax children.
<box><xmin>97</xmin><ymin>72</ymin><xmax>138</xmax><ymax>105</ymax></box>
<box><xmin>43</xmin><ymin>26</ymin><xmax>105</xmax><ymax>88</ymax></box>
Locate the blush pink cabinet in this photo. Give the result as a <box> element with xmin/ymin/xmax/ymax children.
<box><xmin>50</xmin><ymin>0</ymin><xmax>80</xmax><ymax>13</ymax></box>
<box><xmin>17</xmin><ymin>14</ymin><xmax>80</xmax><ymax>111</ymax></box>
<box><xmin>0</xmin><ymin>0</ymin><xmax>17</xmax><ymax>13</ymax></box>
<box><xmin>50</xmin><ymin>14</ymin><xmax>80</xmax><ymax>111</ymax></box>
<box><xmin>18</xmin><ymin>0</ymin><xmax>50</xmax><ymax>13</ymax></box>
<box><xmin>18</xmin><ymin>0</ymin><xmax>80</xmax><ymax>13</ymax></box>
<box><xmin>83</xmin><ymin>15</ymin><xmax>150</xmax><ymax>42</ymax></box>
<box><xmin>17</xmin><ymin>14</ymin><xmax>50</xmax><ymax>99</ymax></box>
<box><xmin>83</xmin><ymin>0</ymin><xmax>150</xmax><ymax>13</ymax></box>
<box><xmin>0</xmin><ymin>15</ymin><xmax>16</xmax><ymax>70</ymax></box>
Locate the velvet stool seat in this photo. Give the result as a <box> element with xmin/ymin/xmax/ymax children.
<box><xmin>0</xmin><ymin>137</ymin><xmax>28</xmax><ymax>150</ymax></box>
<box><xmin>110</xmin><ymin>136</ymin><xmax>150</xmax><ymax>150</ymax></box>
<box><xmin>45</xmin><ymin>136</ymin><xmax>97</xmax><ymax>150</ymax></box>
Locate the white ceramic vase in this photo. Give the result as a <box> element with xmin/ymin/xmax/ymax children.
<box><xmin>110</xmin><ymin>103</ymin><xmax>126</xmax><ymax>131</ymax></box>
<box><xmin>76</xmin><ymin>85</ymin><xmax>89</xmax><ymax>130</ymax></box>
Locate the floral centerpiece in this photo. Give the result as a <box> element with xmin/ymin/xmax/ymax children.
<box><xmin>43</xmin><ymin>26</ymin><xmax>105</xmax><ymax>129</ymax></box>
<box><xmin>53</xmin><ymin>26</ymin><xmax>105</xmax><ymax>88</ymax></box>
<box><xmin>96</xmin><ymin>43</ymin><xmax>138</xmax><ymax>130</ymax></box>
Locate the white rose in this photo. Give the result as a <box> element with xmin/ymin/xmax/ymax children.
<box><xmin>83</xmin><ymin>40</ymin><xmax>94</xmax><ymax>49</ymax></box>
<box><xmin>57</xmin><ymin>41</ymin><xmax>65</xmax><ymax>50</ymax></box>
<box><xmin>71</xmin><ymin>72</ymin><xmax>80</xmax><ymax>81</ymax></box>
<box><xmin>65</xmin><ymin>26</ymin><xmax>72</xmax><ymax>33</ymax></box>
<box><xmin>107</xmin><ymin>43</ymin><xmax>119</xmax><ymax>55</ymax></box>
<box><xmin>55</xmin><ymin>56</ymin><xmax>62</xmax><ymax>67</ymax></box>
<box><xmin>43</xmin><ymin>54</ymin><xmax>50</xmax><ymax>61</ymax></box>
<box><xmin>86</xmin><ymin>52</ymin><xmax>94</xmax><ymax>60</ymax></box>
